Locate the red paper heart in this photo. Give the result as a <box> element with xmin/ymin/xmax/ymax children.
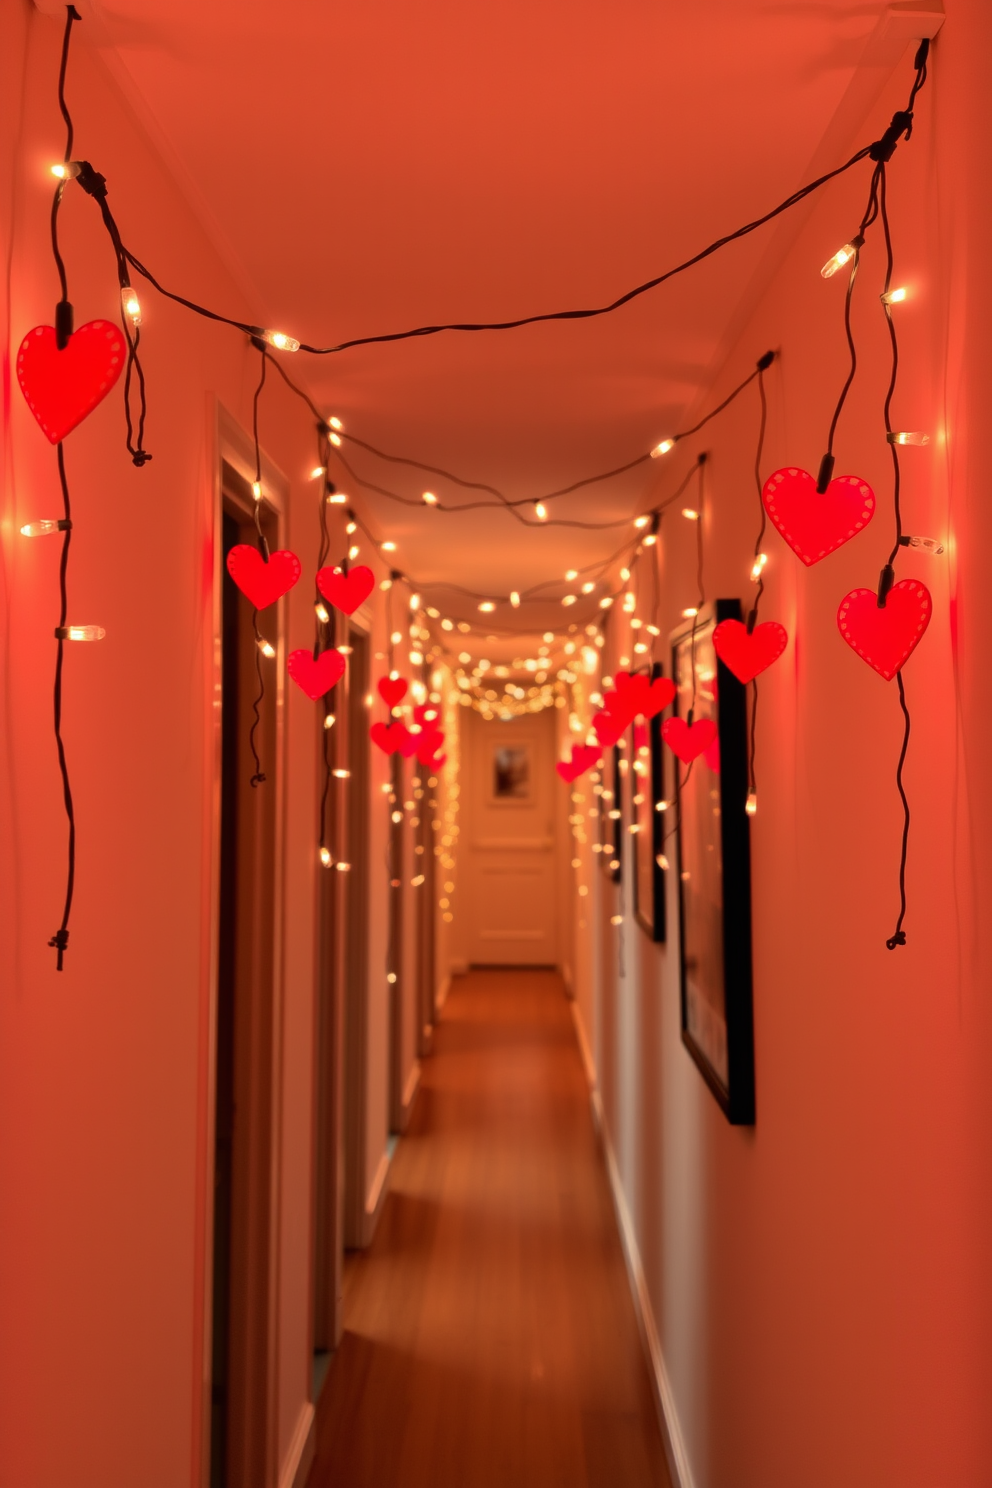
<box><xmin>662</xmin><ymin>716</ymin><xmax>718</xmax><ymax>763</ymax></box>
<box><xmin>762</xmin><ymin>466</ymin><xmax>875</xmax><ymax>566</ymax></box>
<box><xmin>371</xmin><ymin>720</ymin><xmax>408</xmax><ymax>755</ymax></box>
<box><xmin>288</xmin><ymin>647</ymin><xmax>346</xmax><ymax>700</ymax></box>
<box><xmin>226</xmin><ymin>545</ymin><xmax>302</xmax><ymax>608</ymax></box>
<box><xmin>713</xmin><ymin>619</ymin><xmax>788</xmax><ymax>684</ymax></box>
<box><xmin>317</xmin><ymin>564</ymin><xmax>375</xmax><ymax>616</ymax></box>
<box><xmin>556</xmin><ymin>744</ymin><xmax>600</xmax><ymax>783</ymax></box>
<box><xmin>17</xmin><ymin>321</ymin><xmax>126</xmax><ymax>443</ymax></box>
<box><xmin>641</xmin><ymin>676</ymin><xmax>676</xmax><ymax>718</ymax></box>
<box><xmin>416</xmin><ymin>728</ymin><xmax>446</xmax><ymax>767</ymax></box>
<box><xmin>398</xmin><ymin>725</ymin><xmax>422</xmax><ymax>759</ymax></box>
<box><xmin>836</xmin><ymin>580</ymin><xmax>932</xmax><ymax>680</ymax></box>
<box><xmin>378</xmin><ymin>675</ymin><xmax>408</xmax><ymax>708</ymax></box>
<box><xmin>593</xmin><ymin>710</ymin><xmax>625</xmax><ymax>749</ymax></box>
<box><xmin>413</xmin><ymin>703</ymin><xmax>440</xmax><ymax>726</ymax></box>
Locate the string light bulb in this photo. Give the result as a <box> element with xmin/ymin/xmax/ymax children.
<box><xmin>257</xmin><ymin>638</ymin><xmax>276</xmax><ymax>658</ymax></box>
<box><xmin>348</xmin><ymin>544</ymin><xmax>359</xmax><ymax>560</ymax></box>
<box><xmin>315</xmin><ymin>601</ymin><xmax>330</xmax><ymax>623</ymax></box>
<box><xmin>264</xmin><ymin>330</ymin><xmax>300</xmax><ymax>352</ymax></box>
<box><xmin>381</xmin><ymin>541</ymin><xmax>397</xmax><ymax>553</ymax></box>
<box><xmin>682</xmin><ymin>607</ymin><xmax>699</xmax><ymax>619</ymax></box>
<box><xmin>650</xmin><ymin>438</ymin><xmax>675</xmax><ymax>458</ymax></box>
<box><xmin>534</xmin><ymin>502</ymin><xmax>548</xmax><ymax>521</ymax></box>
<box><xmin>682</xmin><ymin>507</ymin><xmax>700</xmax><ymax>521</ymax></box>
<box><xmin>479</xmin><ymin>601</ymin><xmax>495</xmax><ymax>612</ymax></box>
<box><xmin>820</xmin><ymin>237</ymin><xmax>862</xmax><ymax>279</ymax></box>
<box><xmin>746</xmin><ymin>790</ymin><xmax>757</xmax><ymax>816</ymax></box>
<box><xmin>900</xmin><ymin>534</ymin><xmax>945</xmax><ymax>555</ymax></box>
<box><xmin>656</xmin><ymin>854</ymin><xmax>669</xmax><ymax>870</ymax></box>
<box><xmin>345</xmin><ymin>519</ymin><xmax>357</xmax><ymax>534</ymax></box>
<box><xmin>410</xmin><ymin>593</ymin><xmax>421</xmax><ymax>611</ymax></box>
<box><xmin>581</xmin><ymin>582</ymin><xmax>595</xmax><ymax>594</ymax></box>
<box><xmin>58</xmin><ymin>625</ymin><xmax>105</xmax><ymax>642</ymax></box>
<box><xmin>20</xmin><ymin>519</ymin><xmax>67</xmax><ymax>537</ymax></box>
<box><xmin>323</xmin><ymin>713</ymin><xmax>336</xmax><ymax>730</ymax></box>
<box><xmin>319</xmin><ymin>847</ymin><xmax>333</xmax><ymax>867</ymax></box>
<box><xmin>332</xmin><ymin>768</ymin><xmax>350</xmax><ymax>779</ymax></box>
<box><xmin>327</xmin><ymin>492</ymin><xmax>347</xmax><ymax>505</ymax></box>
<box><xmin>309</xmin><ymin>465</ymin><xmax>326</xmax><ymax>481</ymax></box>
<box><xmin>422</xmin><ymin>491</ymin><xmax>438</xmax><ymax>505</ymax></box>
<box><xmin>881</xmin><ymin>286</ymin><xmax>908</xmax><ymax>304</ymax></box>
<box><xmin>633</xmin><ymin>515</ymin><xmax>650</xmax><ymax>529</ymax></box>
<box><xmin>50</xmin><ymin>161</ymin><xmax>81</xmax><ymax>180</ymax></box>
<box><xmin>599</xmin><ymin>596</ymin><xmax>613</xmax><ymax>609</ymax></box>
<box><xmin>120</xmin><ymin>286</ymin><xmax>141</xmax><ymax>325</ymax></box>
<box><xmin>750</xmin><ymin>553</ymin><xmax>768</xmax><ymax>582</ymax></box>
<box><xmin>251</xmin><ymin>481</ymin><xmax>262</xmax><ymax>502</ymax></box>
<box><xmin>327</xmin><ymin>417</ymin><xmax>344</xmax><ymax>431</ymax></box>
<box><xmin>562</xmin><ymin>594</ymin><xmax>577</xmax><ymax>607</ymax></box>
<box><xmin>887</xmin><ymin>431</ymin><xmax>930</xmax><ymax>446</ymax></box>
<box><xmin>509</xmin><ymin>591</ymin><xmax>521</xmax><ymax>608</ymax></box>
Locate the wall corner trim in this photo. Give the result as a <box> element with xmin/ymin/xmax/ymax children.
<box><xmin>592</xmin><ymin>1090</ymin><xmax>697</xmax><ymax>1488</ymax></box>
<box><xmin>279</xmin><ymin>1401</ymin><xmax>315</xmax><ymax>1488</ymax></box>
<box><xmin>569</xmin><ymin>1001</ymin><xmax>597</xmax><ymax>1091</ymax></box>
<box><xmin>435</xmin><ymin>973</ymin><xmax>452</xmax><ymax>1012</ymax></box>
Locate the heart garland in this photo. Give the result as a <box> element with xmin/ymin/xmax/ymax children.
<box><xmin>556</xmin><ymin>744</ymin><xmax>600</xmax><ymax>783</ymax></box>
<box><xmin>609</xmin><ymin>671</ymin><xmax>677</xmax><ymax>724</ymax></box>
<box><xmin>762</xmin><ymin>466</ymin><xmax>875</xmax><ymax>566</ymax></box>
<box><xmin>662</xmin><ymin>716</ymin><xmax>718</xmax><ymax>763</ymax></box>
<box><xmin>371</xmin><ymin>720</ymin><xmax>408</xmax><ymax>755</ymax></box>
<box><xmin>378</xmin><ymin>675</ymin><xmax>408</xmax><ymax>708</ymax></box>
<box><xmin>317</xmin><ymin>564</ymin><xmax>375</xmax><ymax>616</ymax></box>
<box><xmin>593</xmin><ymin>710</ymin><xmax>626</xmax><ymax>749</ymax></box>
<box><xmin>227</xmin><ymin>545</ymin><xmax>302</xmax><ymax>608</ymax></box>
<box><xmin>287</xmin><ymin>648</ymin><xmax>346</xmax><ymax>700</ymax></box>
<box><xmin>836</xmin><ymin>579</ymin><xmax>932</xmax><ymax>680</ymax></box>
<box><xmin>17</xmin><ymin>321</ymin><xmax>126</xmax><ymax>443</ymax></box>
<box><xmin>712</xmin><ymin>619</ymin><xmax>788</xmax><ymax>684</ymax></box>
<box><xmin>416</xmin><ymin>728</ymin><xmax>446</xmax><ymax>767</ymax></box>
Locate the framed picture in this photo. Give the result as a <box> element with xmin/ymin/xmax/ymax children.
<box><xmin>670</xmin><ymin>600</ymin><xmax>755</xmax><ymax>1125</ymax></box>
<box><xmin>491</xmin><ymin>743</ymin><xmax>530</xmax><ymax>803</ymax></box>
<box><xmin>599</xmin><ymin>745</ymin><xmax>622</xmax><ymax>882</ymax></box>
<box><xmin>632</xmin><ymin>665</ymin><xmax>667</xmax><ymax>942</ymax></box>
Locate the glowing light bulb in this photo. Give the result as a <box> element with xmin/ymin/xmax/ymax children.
<box><xmin>682</xmin><ymin>507</ymin><xmax>700</xmax><ymax>521</ymax></box>
<box><xmin>338</xmin><ymin>644</ymin><xmax>353</xmax><ymax>655</ymax></box>
<box><xmin>534</xmin><ymin>502</ymin><xmax>548</xmax><ymax>521</ymax></box>
<box><xmin>599</xmin><ymin>596</ymin><xmax>613</xmax><ymax>609</ymax></box>
<box><xmin>348</xmin><ymin>544</ymin><xmax>360</xmax><ymax>560</ymax></box>
<box><xmin>478</xmin><ymin>601</ymin><xmax>496</xmax><ymax>613</ymax></box>
<box><xmin>564</xmin><ymin>569</ymin><xmax>579</xmax><ymax>582</ymax></box>
<box><xmin>332</xmin><ymin>768</ymin><xmax>350</xmax><ymax>779</ymax></box>
<box><xmin>509</xmin><ymin>591</ymin><xmax>521</xmax><ymax>608</ymax></box>
<box><xmin>441</xmin><ymin>618</ymin><xmax>454</xmax><ymax>631</ymax></box>
<box><xmin>634</xmin><ymin>515</ymin><xmax>650</xmax><ymax>529</ymax></box>
<box><xmin>323</xmin><ymin>713</ymin><xmax>336</xmax><ymax>730</ymax></box>
<box><xmin>51</xmin><ymin>161</ymin><xmax>81</xmax><ymax>180</ymax></box>
<box><xmin>409</xmin><ymin>650</ymin><xmax>424</xmax><ymax>665</ymax></box>
<box><xmin>252</xmin><ymin>481</ymin><xmax>262</xmax><ymax>502</ymax></box>
<box><xmin>410</xmin><ymin>593</ymin><xmax>421</xmax><ymax>611</ymax></box>
<box><xmin>336</xmin><ymin>861</ymin><xmax>351</xmax><ymax>872</ymax></box>
<box><xmin>750</xmin><ymin>553</ymin><xmax>768</xmax><ymax>582</ymax></box>
<box><xmin>345</xmin><ymin>520</ymin><xmax>357</xmax><ymax>534</ymax></box>
<box><xmin>610</xmin><ymin>914</ymin><xmax>623</xmax><ymax>926</ymax></box>
<box><xmin>381</xmin><ymin>541</ymin><xmax>397</xmax><ymax>552</ymax></box>
<box><xmin>380</xmin><ymin>579</ymin><xmax>393</xmax><ymax>592</ymax></box>
<box><xmin>20</xmin><ymin>519</ymin><xmax>63</xmax><ymax>537</ymax></box>
<box><xmin>387</xmin><ymin>972</ymin><xmax>397</xmax><ymax>984</ymax></box>
<box><xmin>620</xmin><ymin>567</ymin><xmax>631</xmax><ymax>582</ymax></box>
<box><xmin>319</xmin><ymin>846</ymin><xmax>333</xmax><ymax>867</ymax></box>
<box><xmin>682</xmin><ymin>606</ymin><xmax>699</xmax><ymax>619</ymax></box>
<box><xmin>328</xmin><ymin>492</ymin><xmax>347</xmax><ymax>505</ymax></box>
<box><xmin>562</xmin><ymin>594</ymin><xmax>577</xmax><ymax>607</ymax></box>
<box><xmin>422</xmin><ymin>491</ymin><xmax>438</xmax><ymax>505</ymax></box>
<box><xmin>309</xmin><ymin>466</ymin><xmax>326</xmax><ymax>481</ymax></box>
<box><xmin>257</xmin><ymin>638</ymin><xmax>276</xmax><ymax>658</ymax></box>
<box><xmin>411</xmin><ymin>874</ymin><xmax>425</xmax><ymax>887</ymax></box>
<box><xmin>882</xmin><ymin>286</ymin><xmax>908</xmax><ymax>304</ymax></box>
<box><xmin>315</xmin><ymin>602</ymin><xmax>330</xmax><ymax>624</ymax></box>
<box><xmin>391</xmin><ymin>810</ymin><xmax>403</xmax><ymax>824</ymax></box>
<box><xmin>60</xmin><ymin>625</ymin><xmax>105</xmax><ymax>642</ymax></box>
<box><xmin>655</xmin><ymin>799</ymin><xmax>670</xmax><ymax>812</ymax></box>
<box><xmin>391</xmin><ymin>631</ymin><xmax>403</xmax><ymax>645</ymax></box>
<box><xmin>328</xmin><ymin>432</ymin><xmax>342</xmax><ymax>447</ymax></box>
<box><xmin>902</xmin><ymin>534</ymin><xmax>944</xmax><ymax>555</ymax></box>
<box><xmin>656</xmin><ymin>854</ymin><xmax>669</xmax><ymax>871</ymax></box>
<box><xmin>643</xmin><ymin>533</ymin><xmax>657</xmax><ymax>547</ymax></box>
<box><xmin>328</xmin><ymin>416</ymin><xmax>344</xmax><ymax>432</ymax></box>
<box><xmin>623</xmin><ymin>593</ymin><xmax>636</xmax><ymax>613</ymax></box>
<box><xmin>821</xmin><ymin>242</ymin><xmax>858</xmax><ymax>279</ymax></box>
<box><xmin>264</xmin><ymin>330</ymin><xmax>300</xmax><ymax>352</ymax></box>
<box><xmin>650</xmin><ymin>439</ymin><xmax>674</xmax><ymax>458</ymax></box>
<box><xmin>120</xmin><ymin>287</ymin><xmax>142</xmax><ymax>325</ymax></box>
<box><xmin>888</xmin><ymin>431</ymin><xmax>930</xmax><ymax>446</ymax></box>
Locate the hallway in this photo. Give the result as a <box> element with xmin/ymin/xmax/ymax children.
<box><xmin>309</xmin><ymin>971</ymin><xmax>672</xmax><ymax>1488</ymax></box>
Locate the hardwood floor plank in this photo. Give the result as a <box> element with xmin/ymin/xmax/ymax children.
<box><xmin>309</xmin><ymin>969</ymin><xmax>672</xmax><ymax>1488</ymax></box>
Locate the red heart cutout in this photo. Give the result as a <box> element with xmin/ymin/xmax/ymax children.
<box><xmin>17</xmin><ymin>321</ymin><xmax>126</xmax><ymax>443</ymax></box>
<box><xmin>416</xmin><ymin>728</ymin><xmax>446</xmax><ymax>767</ymax></box>
<box><xmin>762</xmin><ymin>466</ymin><xmax>875</xmax><ymax>566</ymax></box>
<box><xmin>836</xmin><ymin>580</ymin><xmax>932</xmax><ymax>680</ymax></box>
<box><xmin>288</xmin><ymin>647</ymin><xmax>346</xmax><ymax>700</ymax></box>
<box><xmin>413</xmin><ymin>703</ymin><xmax>439</xmax><ymax>726</ymax></box>
<box><xmin>398</xmin><ymin>725</ymin><xmax>422</xmax><ymax>758</ymax></box>
<box><xmin>593</xmin><ymin>710</ymin><xmax>625</xmax><ymax>749</ymax></box>
<box><xmin>227</xmin><ymin>545</ymin><xmax>302</xmax><ymax>608</ymax></box>
<box><xmin>556</xmin><ymin>744</ymin><xmax>600</xmax><ymax>782</ymax></box>
<box><xmin>317</xmin><ymin>564</ymin><xmax>375</xmax><ymax>616</ymax></box>
<box><xmin>371</xmin><ymin>720</ymin><xmax>408</xmax><ymax>755</ymax></box>
<box><xmin>641</xmin><ymin>676</ymin><xmax>676</xmax><ymax>718</ymax></box>
<box><xmin>378</xmin><ymin>675</ymin><xmax>408</xmax><ymax>708</ymax></box>
<box><xmin>662</xmin><ymin>716</ymin><xmax>718</xmax><ymax>763</ymax></box>
<box><xmin>713</xmin><ymin>619</ymin><xmax>788</xmax><ymax>684</ymax></box>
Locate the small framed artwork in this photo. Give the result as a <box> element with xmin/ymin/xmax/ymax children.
<box><xmin>632</xmin><ymin>665</ymin><xmax>667</xmax><ymax>942</ymax></box>
<box><xmin>491</xmin><ymin>743</ymin><xmax>530</xmax><ymax>804</ymax></box>
<box><xmin>670</xmin><ymin>600</ymin><xmax>755</xmax><ymax>1125</ymax></box>
<box><xmin>598</xmin><ymin>746</ymin><xmax>622</xmax><ymax>882</ymax></box>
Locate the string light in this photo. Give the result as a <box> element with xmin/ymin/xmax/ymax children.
<box><xmin>309</xmin><ymin>465</ymin><xmax>325</xmax><ymax>480</ymax></box>
<box><xmin>345</xmin><ymin>520</ymin><xmax>357</xmax><ymax>534</ymax></box>
<box><xmin>899</xmin><ymin>534</ymin><xmax>944</xmax><ymax>555</ymax></box>
<box><xmin>50</xmin><ymin>161</ymin><xmax>81</xmax><ymax>179</ymax></box>
<box><xmin>682</xmin><ymin>607</ymin><xmax>698</xmax><ymax>619</ymax></box>
<box><xmin>120</xmin><ymin>287</ymin><xmax>141</xmax><ymax>325</ymax></box>
<box><xmin>332</xmin><ymin>768</ymin><xmax>350</xmax><ymax>779</ymax></box>
<box><xmin>820</xmin><ymin>236</ymin><xmax>862</xmax><ymax>279</ymax></box>
<box><xmin>599</xmin><ymin>597</ymin><xmax>613</xmax><ymax>609</ymax></box>
<box><xmin>327</xmin><ymin>417</ymin><xmax>344</xmax><ymax>431</ymax></box>
<box><xmin>682</xmin><ymin>507</ymin><xmax>700</xmax><ymax>521</ymax></box>
<box><xmin>410</xmin><ymin>593</ymin><xmax>421</xmax><ymax>610</ymax></box>
<box><xmin>510</xmin><ymin>591</ymin><xmax>521</xmax><ymax>607</ymax></box>
<box><xmin>327</xmin><ymin>492</ymin><xmax>347</xmax><ymax>505</ymax></box>
<box><xmin>634</xmin><ymin>515</ymin><xmax>650</xmax><ymax>529</ymax></box>
<box><xmin>257</xmin><ymin>638</ymin><xmax>276</xmax><ymax>658</ymax></box>
<box><xmin>422</xmin><ymin>491</ymin><xmax>438</xmax><ymax>505</ymax></box>
<box><xmin>650</xmin><ymin>439</ymin><xmax>675</xmax><ymax>458</ymax></box>
<box><xmin>59</xmin><ymin>625</ymin><xmax>105</xmax><ymax>642</ymax></box>
<box><xmin>534</xmin><ymin>502</ymin><xmax>548</xmax><ymax>520</ymax></box>
<box><xmin>565</xmin><ymin>569</ymin><xmax>578</xmax><ymax>581</ymax></box>
<box><xmin>887</xmin><ymin>431</ymin><xmax>930</xmax><ymax>446</ymax></box>
<box><xmin>263</xmin><ymin>330</ymin><xmax>300</xmax><ymax>352</ymax></box>
<box><xmin>746</xmin><ymin>790</ymin><xmax>758</xmax><ymax>816</ymax></box>
<box><xmin>381</xmin><ymin>540</ymin><xmax>397</xmax><ymax>552</ymax></box>
<box><xmin>479</xmin><ymin>600</ymin><xmax>495</xmax><ymax>612</ymax></box>
<box><xmin>882</xmin><ymin>286</ymin><xmax>908</xmax><ymax>304</ymax></box>
<box><xmin>323</xmin><ymin>713</ymin><xmax>336</xmax><ymax>730</ymax></box>
<box><xmin>562</xmin><ymin>594</ymin><xmax>577</xmax><ymax>607</ymax></box>
<box><xmin>750</xmin><ymin>552</ymin><xmax>768</xmax><ymax>582</ymax></box>
<box><xmin>319</xmin><ymin>847</ymin><xmax>333</xmax><ymax>867</ymax></box>
<box><xmin>336</xmin><ymin>861</ymin><xmax>351</xmax><ymax>872</ymax></box>
<box><xmin>348</xmin><ymin>544</ymin><xmax>360</xmax><ymax>560</ymax></box>
<box><xmin>20</xmin><ymin>519</ymin><xmax>67</xmax><ymax>537</ymax></box>
<box><xmin>251</xmin><ymin>481</ymin><xmax>262</xmax><ymax>502</ymax></box>
<box><xmin>581</xmin><ymin>582</ymin><xmax>595</xmax><ymax>594</ymax></box>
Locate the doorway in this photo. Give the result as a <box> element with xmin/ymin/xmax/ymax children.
<box><xmin>211</xmin><ymin>474</ymin><xmax>280</xmax><ymax>1488</ymax></box>
<box><xmin>461</xmin><ymin>708</ymin><xmax>559</xmax><ymax>965</ymax></box>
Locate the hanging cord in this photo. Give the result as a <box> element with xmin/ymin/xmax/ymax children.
<box><xmin>248</xmin><ymin>345</ymin><xmax>270</xmax><ymax>787</ymax></box>
<box><xmin>876</xmin><ymin>160</ymin><xmax>913</xmax><ymax>950</ymax></box>
<box><xmin>687</xmin><ymin>455</ymin><xmax>707</xmax><ymax>722</ymax></box>
<box><xmin>316</xmin><ymin>430</ymin><xmax>336</xmax><ymax>859</ymax></box>
<box><xmin>746</xmin><ymin>360</ymin><xmax>771</xmax><ymax>804</ymax></box>
<box><xmin>48</xmin><ymin>443</ymin><xmax>76</xmax><ymax>970</ymax></box>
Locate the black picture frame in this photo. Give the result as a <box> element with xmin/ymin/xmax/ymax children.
<box><xmin>632</xmin><ymin>664</ymin><xmax>667</xmax><ymax>942</ymax></box>
<box><xmin>670</xmin><ymin>600</ymin><xmax>755</xmax><ymax>1125</ymax></box>
<box><xmin>597</xmin><ymin>745</ymin><xmax>622</xmax><ymax>882</ymax></box>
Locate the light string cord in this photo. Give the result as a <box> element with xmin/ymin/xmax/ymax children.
<box><xmin>46</xmin><ymin>4</ymin><xmax>80</xmax><ymax>970</ymax></box>
<box><xmin>747</xmin><ymin>363</ymin><xmax>770</xmax><ymax>803</ymax></box>
<box><xmin>317</xmin><ymin>430</ymin><xmax>335</xmax><ymax>859</ymax></box>
<box><xmin>248</xmin><ymin>345</ymin><xmax>269</xmax><ymax>787</ymax></box>
<box><xmin>688</xmin><ymin>455</ymin><xmax>707</xmax><ymax>720</ymax></box>
<box><xmin>877</xmin><ymin>160</ymin><xmax>913</xmax><ymax>950</ymax></box>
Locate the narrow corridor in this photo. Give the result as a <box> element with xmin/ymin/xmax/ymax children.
<box><xmin>309</xmin><ymin>970</ymin><xmax>672</xmax><ymax>1488</ymax></box>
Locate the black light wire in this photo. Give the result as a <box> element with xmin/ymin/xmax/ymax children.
<box><xmin>317</xmin><ymin>430</ymin><xmax>336</xmax><ymax>863</ymax></box>
<box><xmin>46</xmin><ymin>4</ymin><xmax>81</xmax><ymax>970</ymax></box>
<box><xmin>247</xmin><ymin>344</ymin><xmax>269</xmax><ymax>787</ymax></box>
<box><xmin>746</xmin><ymin>362</ymin><xmax>770</xmax><ymax>806</ymax></box>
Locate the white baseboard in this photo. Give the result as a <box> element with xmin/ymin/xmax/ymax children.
<box><xmin>279</xmin><ymin>1401</ymin><xmax>315</xmax><ymax>1488</ymax></box>
<box><xmin>363</xmin><ymin>1145</ymin><xmax>392</xmax><ymax>1245</ymax></box>
<box><xmin>435</xmin><ymin>973</ymin><xmax>451</xmax><ymax>1012</ymax></box>
<box><xmin>569</xmin><ymin>1000</ymin><xmax>596</xmax><ymax>1091</ymax></box>
<box><xmin>591</xmin><ymin>1091</ymin><xmax>696</xmax><ymax>1488</ymax></box>
<box><xmin>400</xmin><ymin>1059</ymin><xmax>421</xmax><ymax>1128</ymax></box>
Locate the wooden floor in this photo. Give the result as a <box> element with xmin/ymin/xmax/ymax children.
<box><xmin>308</xmin><ymin>969</ymin><xmax>672</xmax><ymax>1488</ymax></box>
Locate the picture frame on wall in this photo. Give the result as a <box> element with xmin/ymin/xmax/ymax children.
<box><xmin>632</xmin><ymin>664</ymin><xmax>667</xmax><ymax>942</ymax></box>
<box><xmin>670</xmin><ymin>600</ymin><xmax>755</xmax><ymax>1125</ymax></box>
<box><xmin>598</xmin><ymin>745</ymin><xmax>622</xmax><ymax>882</ymax></box>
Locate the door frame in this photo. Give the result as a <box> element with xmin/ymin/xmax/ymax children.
<box><xmin>195</xmin><ymin>398</ymin><xmax>290</xmax><ymax>1488</ymax></box>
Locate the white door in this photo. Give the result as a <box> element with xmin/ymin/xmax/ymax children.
<box><xmin>462</xmin><ymin>708</ymin><xmax>559</xmax><ymax>965</ymax></box>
